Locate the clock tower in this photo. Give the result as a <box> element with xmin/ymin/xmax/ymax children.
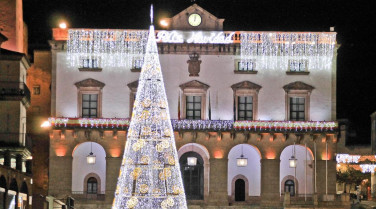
<box><xmin>161</xmin><ymin>4</ymin><xmax>224</xmax><ymax>31</ymax></box>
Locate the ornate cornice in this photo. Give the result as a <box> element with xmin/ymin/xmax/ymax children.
<box><xmin>231</xmin><ymin>81</ymin><xmax>262</xmax><ymax>92</ymax></box>
<box><xmin>74</xmin><ymin>78</ymin><xmax>105</xmax><ymax>89</ymax></box>
<box><xmin>179</xmin><ymin>80</ymin><xmax>210</xmax><ymax>90</ymax></box>
<box><xmin>283</xmin><ymin>81</ymin><xmax>314</xmax><ymax>92</ymax></box>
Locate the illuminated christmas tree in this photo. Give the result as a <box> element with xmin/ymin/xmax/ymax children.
<box><xmin>112</xmin><ymin>6</ymin><xmax>187</xmax><ymax>209</ymax></box>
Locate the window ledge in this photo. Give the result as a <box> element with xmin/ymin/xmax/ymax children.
<box><xmin>234</xmin><ymin>70</ymin><xmax>258</xmax><ymax>74</ymax></box>
<box><xmin>131</xmin><ymin>68</ymin><xmax>141</xmax><ymax>72</ymax></box>
<box><xmin>78</xmin><ymin>68</ymin><xmax>102</xmax><ymax>72</ymax></box>
<box><xmin>286</xmin><ymin>71</ymin><xmax>310</xmax><ymax>75</ymax></box>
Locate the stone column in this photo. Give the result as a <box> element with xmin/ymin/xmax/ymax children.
<box><xmin>371</xmin><ymin>172</ymin><xmax>376</xmax><ymax>198</ymax></box>
<box><xmin>207</xmin><ymin>158</ymin><xmax>228</xmax><ymax>206</ymax></box>
<box><xmin>3</xmin><ymin>151</ymin><xmax>11</xmax><ymax>167</ymax></box>
<box><xmin>16</xmin><ymin>154</ymin><xmax>23</xmax><ymax>171</ymax></box>
<box><xmin>316</xmin><ymin>160</ymin><xmax>336</xmax><ymax>199</ymax></box>
<box><xmin>260</xmin><ymin>159</ymin><xmax>281</xmax><ymax>207</ymax></box>
<box><xmin>106</xmin><ymin>157</ymin><xmax>122</xmax><ymax>204</ymax></box>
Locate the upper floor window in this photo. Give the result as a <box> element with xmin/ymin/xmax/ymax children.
<box><xmin>234</xmin><ymin>60</ymin><xmax>257</xmax><ymax>74</ymax></box>
<box><xmin>179</xmin><ymin>80</ymin><xmax>210</xmax><ymax>120</ymax></box>
<box><xmin>75</xmin><ymin>78</ymin><xmax>105</xmax><ymax>118</ymax></box>
<box><xmin>82</xmin><ymin>94</ymin><xmax>98</xmax><ymax>118</ymax></box>
<box><xmin>283</xmin><ymin>81</ymin><xmax>314</xmax><ymax>121</ymax></box>
<box><xmin>87</xmin><ymin>177</ymin><xmax>98</xmax><ymax>194</ymax></box>
<box><xmin>79</xmin><ymin>57</ymin><xmax>102</xmax><ymax>71</ymax></box>
<box><xmin>289</xmin><ymin>97</ymin><xmax>305</xmax><ymax>121</ymax></box>
<box><xmin>238</xmin><ymin>96</ymin><xmax>253</xmax><ymax>120</ymax></box>
<box><xmin>33</xmin><ymin>85</ymin><xmax>40</xmax><ymax>95</ymax></box>
<box><xmin>186</xmin><ymin>96</ymin><xmax>201</xmax><ymax>120</ymax></box>
<box><xmin>131</xmin><ymin>57</ymin><xmax>144</xmax><ymax>72</ymax></box>
<box><xmin>287</xmin><ymin>60</ymin><xmax>309</xmax><ymax>75</ymax></box>
<box><xmin>231</xmin><ymin>81</ymin><xmax>262</xmax><ymax>121</ymax></box>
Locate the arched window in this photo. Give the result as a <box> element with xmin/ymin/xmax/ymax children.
<box><xmin>87</xmin><ymin>177</ymin><xmax>98</xmax><ymax>194</ymax></box>
<box><xmin>235</xmin><ymin>179</ymin><xmax>245</xmax><ymax>201</ymax></box>
<box><xmin>179</xmin><ymin>151</ymin><xmax>204</xmax><ymax>200</ymax></box>
<box><xmin>285</xmin><ymin>180</ymin><xmax>295</xmax><ymax>196</ymax></box>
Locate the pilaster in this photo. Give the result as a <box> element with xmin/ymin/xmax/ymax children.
<box><xmin>207</xmin><ymin>158</ymin><xmax>228</xmax><ymax>205</ymax></box>
<box><xmin>260</xmin><ymin>159</ymin><xmax>281</xmax><ymax>207</ymax></box>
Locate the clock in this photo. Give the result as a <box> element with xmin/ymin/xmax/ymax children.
<box><xmin>188</xmin><ymin>13</ymin><xmax>201</xmax><ymax>27</ymax></box>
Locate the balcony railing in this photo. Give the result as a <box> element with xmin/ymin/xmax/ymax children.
<box><xmin>48</xmin><ymin>117</ymin><xmax>338</xmax><ymax>133</ymax></box>
<box><xmin>0</xmin><ymin>82</ymin><xmax>30</xmax><ymax>106</ymax></box>
<box><xmin>0</xmin><ymin>133</ymin><xmax>32</xmax><ymax>151</ymax></box>
<box><xmin>71</xmin><ymin>191</ymin><xmax>105</xmax><ymax>201</ymax></box>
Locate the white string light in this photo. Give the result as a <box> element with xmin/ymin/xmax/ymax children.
<box><xmin>112</xmin><ymin>23</ymin><xmax>187</xmax><ymax>209</ymax></box>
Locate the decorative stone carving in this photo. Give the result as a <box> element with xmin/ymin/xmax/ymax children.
<box><xmin>74</xmin><ymin>78</ymin><xmax>105</xmax><ymax>88</ymax></box>
<box><xmin>283</xmin><ymin>81</ymin><xmax>314</xmax><ymax>93</ymax></box>
<box><xmin>231</xmin><ymin>81</ymin><xmax>262</xmax><ymax>92</ymax></box>
<box><xmin>187</xmin><ymin>52</ymin><xmax>202</xmax><ymax>77</ymax></box>
<box><xmin>179</xmin><ymin>80</ymin><xmax>209</xmax><ymax>90</ymax></box>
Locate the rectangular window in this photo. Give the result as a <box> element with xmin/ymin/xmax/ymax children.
<box><xmin>81</xmin><ymin>58</ymin><xmax>99</xmax><ymax>68</ymax></box>
<box><xmin>134</xmin><ymin>58</ymin><xmax>144</xmax><ymax>69</ymax></box>
<box><xmin>82</xmin><ymin>94</ymin><xmax>98</xmax><ymax>118</ymax></box>
<box><xmin>186</xmin><ymin>96</ymin><xmax>201</xmax><ymax>120</ymax></box>
<box><xmin>289</xmin><ymin>60</ymin><xmax>307</xmax><ymax>72</ymax></box>
<box><xmin>238</xmin><ymin>60</ymin><xmax>256</xmax><ymax>71</ymax></box>
<box><xmin>290</xmin><ymin>97</ymin><xmax>305</xmax><ymax>121</ymax></box>
<box><xmin>33</xmin><ymin>86</ymin><xmax>40</xmax><ymax>95</ymax></box>
<box><xmin>238</xmin><ymin>96</ymin><xmax>253</xmax><ymax>120</ymax></box>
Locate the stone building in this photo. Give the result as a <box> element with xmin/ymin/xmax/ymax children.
<box><xmin>0</xmin><ymin>34</ymin><xmax>32</xmax><ymax>208</ymax></box>
<box><xmin>46</xmin><ymin>4</ymin><xmax>346</xmax><ymax>209</ymax></box>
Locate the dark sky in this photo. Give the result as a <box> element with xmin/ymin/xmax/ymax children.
<box><xmin>23</xmin><ymin>0</ymin><xmax>376</xmax><ymax>144</ymax></box>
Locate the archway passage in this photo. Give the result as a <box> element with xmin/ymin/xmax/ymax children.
<box><xmin>285</xmin><ymin>180</ymin><xmax>295</xmax><ymax>196</ymax></box>
<box><xmin>179</xmin><ymin>151</ymin><xmax>204</xmax><ymax>200</ymax></box>
<box><xmin>235</xmin><ymin>179</ymin><xmax>246</xmax><ymax>201</ymax></box>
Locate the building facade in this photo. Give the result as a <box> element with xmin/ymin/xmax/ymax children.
<box><xmin>47</xmin><ymin>4</ymin><xmax>346</xmax><ymax>209</ymax></box>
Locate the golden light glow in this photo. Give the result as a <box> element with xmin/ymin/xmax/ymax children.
<box><xmin>160</xmin><ymin>19</ymin><xmax>168</xmax><ymax>27</ymax></box>
<box><xmin>41</xmin><ymin>121</ymin><xmax>51</xmax><ymax>128</ymax></box>
<box><xmin>214</xmin><ymin>150</ymin><xmax>223</xmax><ymax>159</ymax></box>
<box><xmin>59</xmin><ymin>22</ymin><xmax>67</xmax><ymax>29</ymax></box>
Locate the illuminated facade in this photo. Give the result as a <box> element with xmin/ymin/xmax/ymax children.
<box><xmin>47</xmin><ymin>4</ymin><xmax>347</xmax><ymax>209</ymax></box>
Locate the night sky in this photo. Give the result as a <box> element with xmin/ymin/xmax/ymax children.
<box><xmin>23</xmin><ymin>0</ymin><xmax>375</xmax><ymax>144</ymax></box>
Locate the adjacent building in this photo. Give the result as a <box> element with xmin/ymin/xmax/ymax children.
<box><xmin>47</xmin><ymin>4</ymin><xmax>345</xmax><ymax>209</ymax></box>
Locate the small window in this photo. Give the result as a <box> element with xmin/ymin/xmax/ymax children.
<box><xmin>82</xmin><ymin>94</ymin><xmax>98</xmax><ymax>118</ymax></box>
<box><xmin>290</xmin><ymin>97</ymin><xmax>305</xmax><ymax>121</ymax></box>
<box><xmin>33</xmin><ymin>86</ymin><xmax>40</xmax><ymax>95</ymax></box>
<box><xmin>288</xmin><ymin>60</ymin><xmax>308</xmax><ymax>72</ymax></box>
<box><xmin>87</xmin><ymin>177</ymin><xmax>98</xmax><ymax>194</ymax></box>
<box><xmin>238</xmin><ymin>60</ymin><xmax>256</xmax><ymax>71</ymax></box>
<box><xmin>238</xmin><ymin>96</ymin><xmax>253</xmax><ymax>120</ymax></box>
<box><xmin>82</xmin><ymin>58</ymin><xmax>99</xmax><ymax>68</ymax></box>
<box><xmin>131</xmin><ymin>57</ymin><xmax>144</xmax><ymax>72</ymax></box>
<box><xmin>186</xmin><ymin>96</ymin><xmax>201</xmax><ymax>120</ymax></box>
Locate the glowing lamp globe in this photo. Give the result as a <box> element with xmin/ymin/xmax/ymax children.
<box><xmin>237</xmin><ymin>155</ymin><xmax>248</xmax><ymax>167</ymax></box>
<box><xmin>59</xmin><ymin>22</ymin><xmax>67</xmax><ymax>29</ymax></box>
<box><xmin>187</xmin><ymin>157</ymin><xmax>197</xmax><ymax>166</ymax></box>
<box><xmin>41</xmin><ymin>121</ymin><xmax>51</xmax><ymax>128</ymax></box>
<box><xmin>289</xmin><ymin>156</ymin><xmax>297</xmax><ymax>168</ymax></box>
<box><xmin>87</xmin><ymin>152</ymin><xmax>96</xmax><ymax>164</ymax></box>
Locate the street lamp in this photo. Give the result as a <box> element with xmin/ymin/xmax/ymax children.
<box><xmin>289</xmin><ymin>143</ymin><xmax>297</xmax><ymax>168</ymax></box>
<box><xmin>237</xmin><ymin>145</ymin><xmax>248</xmax><ymax>167</ymax></box>
<box><xmin>86</xmin><ymin>142</ymin><xmax>96</xmax><ymax>164</ymax></box>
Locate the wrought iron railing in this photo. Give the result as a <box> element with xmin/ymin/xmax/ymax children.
<box><xmin>0</xmin><ymin>133</ymin><xmax>32</xmax><ymax>151</ymax></box>
<box><xmin>0</xmin><ymin>82</ymin><xmax>30</xmax><ymax>104</ymax></box>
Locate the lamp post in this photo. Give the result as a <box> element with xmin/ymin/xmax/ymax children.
<box><xmin>237</xmin><ymin>145</ymin><xmax>248</xmax><ymax>167</ymax></box>
<box><xmin>86</xmin><ymin>142</ymin><xmax>96</xmax><ymax>164</ymax></box>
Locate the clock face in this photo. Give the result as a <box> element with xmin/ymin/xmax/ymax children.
<box><xmin>188</xmin><ymin>13</ymin><xmax>201</xmax><ymax>27</ymax></box>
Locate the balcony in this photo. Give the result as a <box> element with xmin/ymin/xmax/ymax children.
<box><xmin>0</xmin><ymin>82</ymin><xmax>31</xmax><ymax>107</ymax></box>
<box><xmin>0</xmin><ymin>133</ymin><xmax>32</xmax><ymax>154</ymax></box>
<box><xmin>71</xmin><ymin>191</ymin><xmax>105</xmax><ymax>201</ymax></box>
<box><xmin>48</xmin><ymin>117</ymin><xmax>338</xmax><ymax>134</ymax></box>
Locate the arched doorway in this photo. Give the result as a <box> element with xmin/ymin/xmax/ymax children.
<box><xmin>179</xmin><ymin>151</ymin><xmax>204</xmax><ymax>200</ymax></box>
<box><xmin>20</xmin><ymin>182</ymin><xmax>29</xmax><ymax>209</ymax></box>
<box><xmin>72</xmin><ymin>142</ymin><xmax>106</xmax><ymax>194</ymax></box>
<box><xmin>87</xmin><ymin>177</ymin><xmax>98</xmax><ymax>194</ymax></box>
<box><xmin>7</xmin><ymin>179</ymin><xmax>18</xmax><ymax>209</ymax></box>
<box><xmin>235</xmin><ymin>179</ymin><xmax>246</xmax><ymax>201</ymax></box>
<box><xmin>285</xmin><ymin>180</ymin><xmax>295</xmax><ymax>196</ymax></box>
<box><xmin>0</xmin><ymin>176</ymin><xmax>7</xmax><ymax>209</ymax></box>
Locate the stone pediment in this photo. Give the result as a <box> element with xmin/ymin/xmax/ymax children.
<box><xmin>127</xmin><ymin>80</ymin><xmax>138</xmax><ymax>91</ymax></box>
<box><xmin>283</xmin><ymin>81</ymin><xmax>314</xmax><ymax>92</ymax></box>
<box><xmin>179</xmin><ymin>80</ymin><xmax>210</xmax><ymax>90</ymax></box>
<box><xmin>74</xmin><ymin>78</ymin><xmax>105</xmax><ymax>88</ymax></box>
<box><xmin>231</xmin><ymin>81</ymin><xmax>262</xmax><ymax>92</ymax></box>
<box><xmin>165</xmin><ymin>4</ymin><xmax>224</xmax><ymax>31</ymax></box>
